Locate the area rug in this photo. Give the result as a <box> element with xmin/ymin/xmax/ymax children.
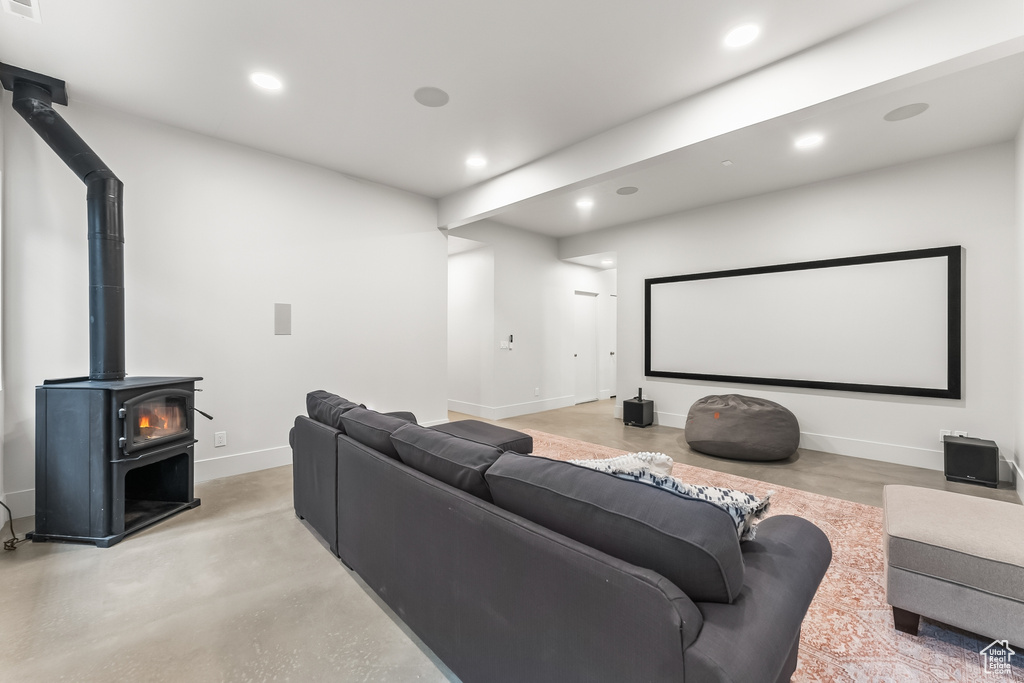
<box><xmin>524</xmin><ymin>429</ymin><xmax>1024</xmax><ymax>682</ymax></box>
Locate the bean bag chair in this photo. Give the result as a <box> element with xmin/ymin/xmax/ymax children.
<box><xmin>685</xmin><ymin>394</ymin><xmax>799</xmax><ymax>461</ymax></box>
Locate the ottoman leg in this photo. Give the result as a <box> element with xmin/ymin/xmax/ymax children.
<box><xmin>893</xmin><ymin>606</ymin><xmax>920</xmax><ymax>635</ymax></box>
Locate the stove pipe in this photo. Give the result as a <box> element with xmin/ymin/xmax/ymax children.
<box><xmin>4</xmin><ymin>67</ymin><xmax>125</xmax><ymax>381</ymax></box>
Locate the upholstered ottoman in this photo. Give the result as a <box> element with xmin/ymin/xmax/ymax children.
<box><xmin>432</xmin><ymin>420</ymin><xmax>533</xmax><ymax>453</ymax></box>
<box><xmin>883</xmin><ymin>485</ymin><xmax>1024</xmax><ymax>646</ymax></box>
<box><xmin>684</xmin><ymin>394</ymin><xmax>799</xmax><ymax>461</ymax></box>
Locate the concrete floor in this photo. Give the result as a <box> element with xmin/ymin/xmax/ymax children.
<box><xmin>457</xmin><ymin>399</ymin><xmax>1021</xmax><ymax>508</ymax></box>
<box><xmin>0</xmin><ymin>400</ymin><xmax>1017</xmax><ymax>682</ymax></box>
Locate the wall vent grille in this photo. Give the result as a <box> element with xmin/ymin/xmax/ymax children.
<box><xmin>2</xmin><ymin>0</ymin><xmax>42</xmax><ymax>22</ymax></box>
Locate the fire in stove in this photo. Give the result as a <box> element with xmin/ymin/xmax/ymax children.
<box><xmin>132</xmin><ymin>396</ymin><xmax>188</xmax><ymax>445</ymax></box>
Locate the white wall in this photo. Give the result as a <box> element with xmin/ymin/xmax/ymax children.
<box><xmin>2</xmin><ymin>96</ymin><xmax>447</xmax><ymax>518</ymax></box>
<box><xmin>447</xmin><ymin>221</ymin><xmax>611</xmax><ymax>419</ymax></box>
<box><xmin>448</xmin><ymin>246</ymin><xmax>495</xmax><ymax>410</ymax></box>
<box><xmin>562</xmin><ymin>143</ymin><xmax>1017</xmax><ymax>475</ymax></box>
<box><xmin>1016</xmin><ymin>120</ymin><xmax>1024</xmax><ymax>498</ymax></box>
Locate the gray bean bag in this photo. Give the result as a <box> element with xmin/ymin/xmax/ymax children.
<box><xmin>685</xmin><ymin>394</ymin><xmax>799</xmax><ymax>461</ymax></box>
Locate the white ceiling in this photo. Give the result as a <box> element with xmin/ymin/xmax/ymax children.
<box><xmin>492</xmin><ymin>51</ymin><xmax>1024</xmax><ymax>237</ymax></box>
<box><xmin>0</xmin><ymin>0</ymin><xmax>918</xmax><ymax>200</ymax></box>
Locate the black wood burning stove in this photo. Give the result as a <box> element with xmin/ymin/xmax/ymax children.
<box><xmin>33</xmin><ymin>377</ymin><xmax>202</xmax><ymax>547</ymax></box>
<box><xmin>1</xmin><ymin>63</ymin><xmax>206</xmax><ymax>547</ymax></box>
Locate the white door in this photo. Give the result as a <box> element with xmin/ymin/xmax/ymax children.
<box><xmin>574</xmin><ymin>291</ymin><xmax>599</xmax><ymax>404</ymax></box>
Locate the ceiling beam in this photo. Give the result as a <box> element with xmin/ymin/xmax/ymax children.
<box><xmin>438</xmin><ymin>0</ymin><xmax>1024</xmax><ymax>230</ymax></box>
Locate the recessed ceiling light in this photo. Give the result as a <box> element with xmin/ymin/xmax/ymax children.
<box><xmin>250</xmin><ymin>72</ymin><xmax>283</xmax><ymax>91</ymax></box>
<box><xmin>576</xmin><ymin>198</ymin><xmax>594</xmax><ymax>209</ymax></box>
<box><xmin>414</xmin><ymin>86</ymin><xmax>450</xmax><ymax>107</ymax></box>
<box><xmin>721</xmin><ymin>160</ymin><xmax>734</xmax><ymax>167</ymax></box>
<box><xmin>600</xmin><ymin>259</ymin><xmax>614</xmax><ymax>266</ymax></box>
<box><xmin>616</xmin><ymin>186</ymin><xmax>639</xmax><ymax>195</ymax></box>
<box><xmin>724</xmin><ymin>23</ymin><xmax>760</xmax><ymax>48</ymax></box>
<box><xmin>794</xmin><ymin>133</ymin><xmax>825</xmax><ymax>150</ymax></box>
<box><xmin>884</xmin><ymin>103</ymin><xmax>929</xmax><ymax>122</ymax></box>
<box><xmin>466</xmin><ymin>156</ymin><xmax>487</xmax><ymax>168</ymax></box>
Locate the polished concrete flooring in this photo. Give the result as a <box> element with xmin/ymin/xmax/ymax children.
<box><xmin>1</xmin><ymin>401</ymin><xmax>1018</xmax><ymax>682</ymax></box>
<box><xmin>455</xmin><ymin>399</ymin><xmax>1021</xmax><ymax>508</ymax></box>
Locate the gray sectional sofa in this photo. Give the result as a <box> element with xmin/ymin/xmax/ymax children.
<box><xmin>291</xmin><ymin>391</ymin><xmax>832</xmax><ymax>682</ymax></box>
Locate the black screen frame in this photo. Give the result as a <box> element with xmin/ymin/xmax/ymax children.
<box><xmin>644</xmin><ymin>245</ymin><xmax>962</xmax><ymax>399</ymax></box>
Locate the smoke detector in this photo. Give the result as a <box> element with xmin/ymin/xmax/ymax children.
<box><xmin>2</xmin><ymin>0</ymin><xmax>42</xmax><ymax>22</ymax></box>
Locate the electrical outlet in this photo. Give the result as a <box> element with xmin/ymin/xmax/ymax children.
<box><xmin>535</xmin><ymin>387</ymin><xmax>540</xmax><ymax>397</ymax></box>
<box><xmin>939</xmin><ymin>429</ymin><xmax>951</xmax><ymax>444</ymax></box>
<box><xmin>214</xmin><ymin>431</ymin><xmax>228</xmax><ymax>447</ymax></box>
<box><xmin>952</xmin><ymin>430</ymin><xmax>968</xmax><ymax>438</ymax></box>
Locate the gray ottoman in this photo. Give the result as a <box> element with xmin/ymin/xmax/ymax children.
<box><xmin>684</xmin><ymin>394</ymin><xmax>799</xmax><ymax>461</ymax></box>
<box><xmin>432</xmin><ymin>420</ymin><xmax>533</xmax><ymax>453</ymax></box>
<box><xmin>883</xmin><ymin>485</ymin><xmax>1024</xmax><ymax>646</ymax></box>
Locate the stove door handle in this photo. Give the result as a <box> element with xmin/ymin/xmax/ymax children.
<box><xmin>195</xmin><ymin>408</ymin><xmax>214</xmax><ymax>421</ymax></box>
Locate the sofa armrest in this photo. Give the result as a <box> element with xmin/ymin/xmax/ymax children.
<box><xmin>292</xmin><ymin>415</ymin><xmax>342</xmax><ymax>556</ymax></box>
<box><xmin>684</xmin><ymin>514</ymin><xmax>832</xmax><ymax>683</ymax></box>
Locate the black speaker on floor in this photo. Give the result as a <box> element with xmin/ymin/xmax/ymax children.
<box><xmin>623</xmin><ymin>388</ymin><xmax>654</xmax><ymax>428</ymax></box>
<box><xmin>943</xmin><ymin>435</ymin><xmax>998</xmax><ymax>488</ymax></box>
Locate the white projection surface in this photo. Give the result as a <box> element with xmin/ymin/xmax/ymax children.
<box><xmin>647</xmin><ymin>252</ymin><xmax>957</xmax><ymax>394</ymax></box>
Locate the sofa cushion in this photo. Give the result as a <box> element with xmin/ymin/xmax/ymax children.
<box><xmin>391</xmin><ymin>423</ymin><xmax>502</xmax><ymax>502</ymax></box>
<box><xmin>569</xmin><ymin>453</ymin><xmax>771</xmax><ymax>541</ymax></box>
<box><xmin>339</xmin><ymin>407</ymin><xmax>412</xmax><ymax>459</ymax></box>
<box><xmin>485</xmin><ymin>452</ymin><xmax>745</xmax><ymax>603</ymax></box>
<box><xmin>306</xmin><ymin>390</ymin><xmax>360</xmax><ymax>431</ymax></box>
<box><xmin>432</xmin><ymin>420</ymin><xmax>533</xmax><ymax>453</ymax></box>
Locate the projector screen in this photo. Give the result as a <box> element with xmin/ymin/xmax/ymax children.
<box><xmin>645</xmin><ymin>246</ymin><xmax>962</xmax><ymax>399</ymax></box>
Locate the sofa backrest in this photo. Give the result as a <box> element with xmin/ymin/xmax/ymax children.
<box><xmin>485</xmin><ymin>452</ymin><xmax>745</xmax><ymax>603</ymax></box>
<box><xmin>391</xmin><ymin>423</ymin><xmax>503</xmax><ymax>502</ymax></box>
<box><xmin>306</xmin><ymin>390</ymin><xmax>360</xmax><ymax>430</ymax></box>
<box><xmin>338</xmin><ymin>407</ymin><xmax>413</xmax><ymax>459</ymax></box>
<box><xmin>334</xmin><ymin>435</ymin><xmax>702</xmax><ymax>682</ymax></box>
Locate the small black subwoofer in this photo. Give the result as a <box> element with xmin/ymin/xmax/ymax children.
<box><xmin>943</xmin><ymin>435</ymin><xmax>998</xmax><ymax>488</ymax></box>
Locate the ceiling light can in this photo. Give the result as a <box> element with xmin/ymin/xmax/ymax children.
<box><xmin>724</xmin><ymin>23</ymin><xmax>760</xmax><ymax>48</ymax></box>
<box><xmin>794</xmin><ymin>133</ymin><xmax>824</xmax><ymax>150</ymax></box>
<box><xmin>616</xmin><ymin>186</ymin><xmax>639</xmax><ymax>195</ymax></box>
<box><xmin>250</xmin><ymin>72</ymin><xmax>283</xmax><ymax>91</ymax></box>
<box><xmin>576</xmin><ymin>198</ymin><xmax>594</xmax><ymax>209</ymax></box>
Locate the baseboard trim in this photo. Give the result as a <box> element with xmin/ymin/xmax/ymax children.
<box><xmin>448</xmin><ymin>396</ymin><xmax>576</xmax><ymax>421</ymax></box>
<box><xmin>1</xmin><ymin>447</ymin><xmax>293</xmax><ymax>522</ymax></box>
<box><xmin>194</xmin><ymin>446</ymin><xmax>291</xmax><ymax>483</ymax></box>
<box><xmin>654</xmin><ymin>409</ymin><xmax>1020</xmax><ymax>481</ymax></box>
<box><xmin>3</xmin><ymin>488</ymin><xmax>34</xmax><ymax>521</ymax></box>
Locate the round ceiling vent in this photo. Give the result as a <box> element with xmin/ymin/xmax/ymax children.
<box><xmin>414</xmin><ymin>87</ymin><xmax>450</xmax><ymax>107</ymax></box>
<box><xmin>884</xmin><ymin>103</ymin><xmax>929</xmax><ymax>122</ymax></box>
<box><xmin>616</xmin><ymin>186</ymin><xmax>639</xmax><ymax>195</ymax></box>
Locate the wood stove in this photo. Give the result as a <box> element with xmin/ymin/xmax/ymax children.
<box><xmin>1</xmin><ymin>64</ymin><xmax>207</xmax><ymax>548</ymax></box>
<box><xmin>32</xmin><ymin>377</ymin><xmax>202</xmax><ymax>547</ymax></box>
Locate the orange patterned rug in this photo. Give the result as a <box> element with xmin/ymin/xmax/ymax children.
<box><xmin>524</xmin><ymin>429</ymin><xmax>1024</xmax><ymax>682</ymax></box>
